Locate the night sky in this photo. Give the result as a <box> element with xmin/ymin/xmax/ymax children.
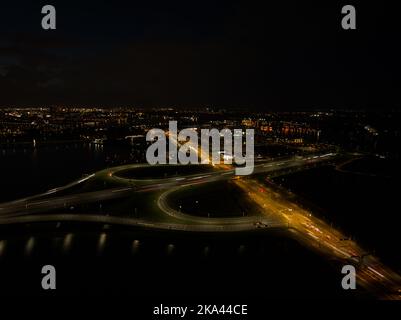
<box><xmin>0</xmin><ymin>1</ymin><xmax>400</xmax><ymax>110</ymax></box>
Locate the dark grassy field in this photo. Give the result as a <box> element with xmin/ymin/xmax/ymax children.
<box><xmin>166</xmin><ymin>180</ymin><xmax>262</xmax><ymax>218</ymax></box>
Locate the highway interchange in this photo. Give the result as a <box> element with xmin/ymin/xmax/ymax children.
<box><xmin>0</xmin><ymin>154</ymin><xmax>333</xmax><ymax>227</ymax></box>
<box><xmin>0</xmin><ymin>151</ymin><xmax>400</xmax><ymax>299</ymax></box>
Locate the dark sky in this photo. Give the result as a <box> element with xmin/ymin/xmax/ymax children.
<box><xmin>0</xmin><ymin>1</ymin><xmax>400</xmax><ymax>110</ymax></box>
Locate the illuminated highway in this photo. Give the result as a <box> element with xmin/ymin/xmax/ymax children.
<box><xmin>0</xmin><ymin>154</ymin><xmax>335</xmax><ymax>219</ymax></box>
<box><xmin>0</xmin><ymin>146</ymin><xmax>400</xmax><ymax>299</ymax></box>
<box><xmin>166</xmin><ymin>136</ymin><xmax>401</xmax><ymax>299</ymax></box>
<box><xmin>233</xmin><ymin>178</ymin><xmax>401</xmax><ymax>299</ymax></box>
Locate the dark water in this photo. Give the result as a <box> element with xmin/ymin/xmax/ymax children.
<box><xmin>0</xmin><ymin>143</ymin><xmax>134</xmax><ymax>202</ymax></box>
<box><xmin>0</xmin><ymin>223</ymin><xmax>366</xmax><ymax>298</ymax></box>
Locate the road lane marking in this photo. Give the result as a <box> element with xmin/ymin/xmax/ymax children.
<box><xmin>112</xmin><ymin>188</ymin><xmax>132</xmax><ymax>193</ymax></box>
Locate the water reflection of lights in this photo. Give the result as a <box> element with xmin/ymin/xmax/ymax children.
<box><xmin>132</xmin><ymin>240</ymin><xmax>140</xmax><ymax>254</ymax></box>
<box><xmin>0</xmin><ymin>240</ymin><xmax>6</xmax><ymax>257</ymax></box>
<box><xmin>63</xmin><ymin>233</ymin><xmax>74</xmax><ymax>252</ymax></box>
<box><xmin>25</xmin><ymin>237</ymin><xmax>35</xmax><ymax>256</ymax></box>
<box><xmin>167</xmin><ymin>244</ymin><xmax>175</xmax><ymax>255</ymax></box>
<box><xmin>97</xmin><ymin>233</ymin><xmax>107</xmax><ymax>254</ymax></box>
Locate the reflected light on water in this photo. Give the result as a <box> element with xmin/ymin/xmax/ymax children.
<box><xmin>63</xmin><ymin>233</ymin><xmax>74</xmax><ymax>252</ymax></box>
<box><xmin>204</xmin><ymin>246</ymin><xmax>210</xmax><ymax>257</ymax></box>
<box><xmin>167</xmin><ymin>244</ymin><xmax>175</xmax><ymax>255</ymax></box>
<box><xmin>132</xmin><ymin>240</ymin><xmax>140</xmax><ymax>254</ymax></box>
<box><xmin>97</xmin><ymin>233</ymin><xmax>107</xmax><ymax>254</ymax></box>
<box><xmin>25</xmin><ymin>237</ymin><xmax>35</xmax><ymax>256</ymax></box>
<box><xmin>0</xmin><ymin>240</ymin><xmax>6</xmax><ymax>257</ymax></box>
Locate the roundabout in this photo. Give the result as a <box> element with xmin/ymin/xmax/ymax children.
<box><xmin>0</xmin><ymin>154</ymin><xmax>335</xmax><ymax>233</ymax></box>
<box><xmin>94</xmin><ymin>163</ymin><xmax>281</xmax><ymax>231</ymax></box>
